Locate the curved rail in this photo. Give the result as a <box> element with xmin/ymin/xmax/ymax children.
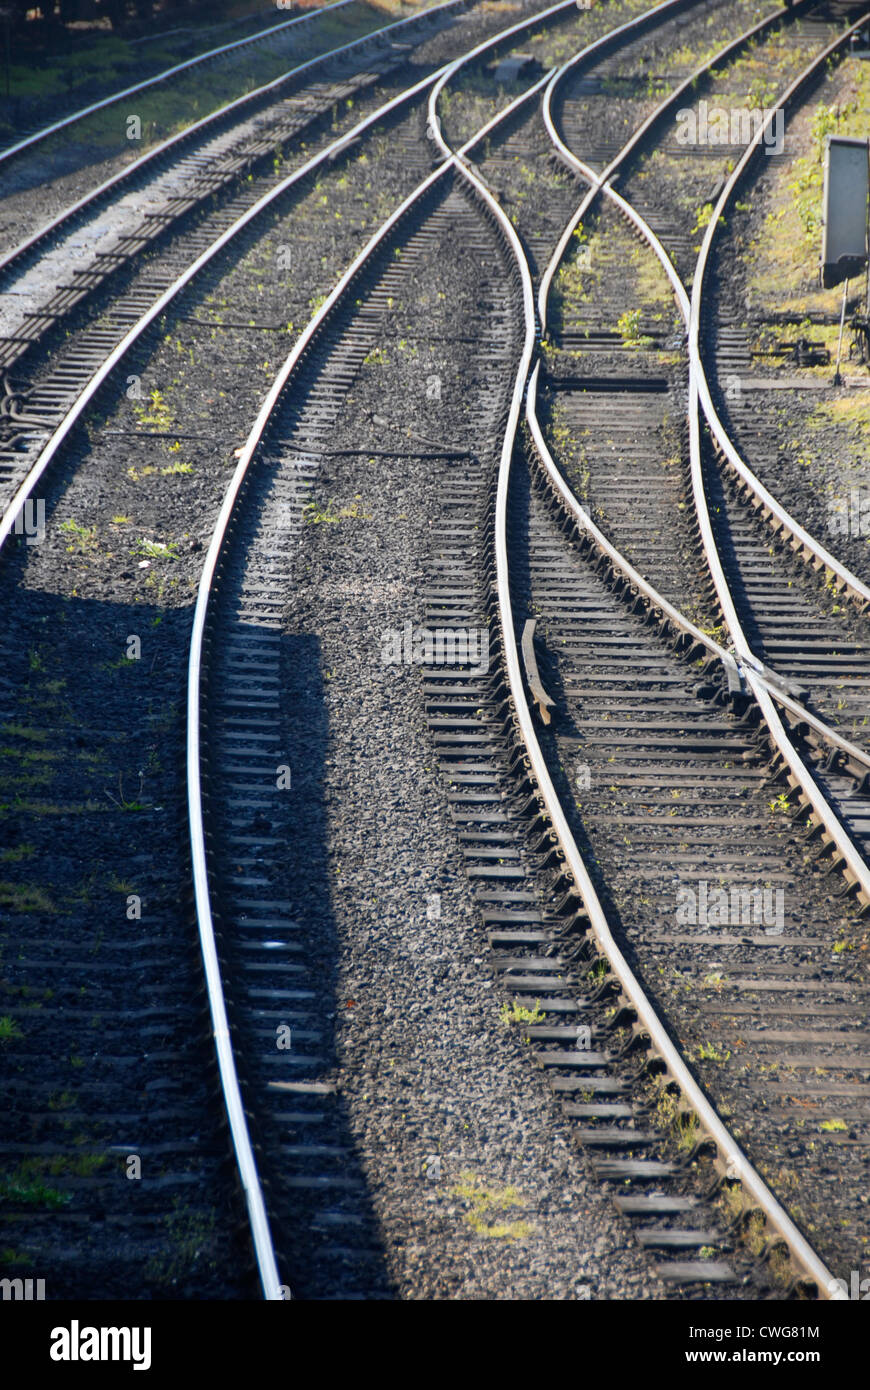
<box><xmin>430</xmin><ymin>4</ymin><xmax>849</xmax><ymax>1297</ymax></box>
<box><xmin>681</xmin><ymin>13</ymin><xmax>870</xmax><ymax>896</ymax></box>
<box><xmin>688</xmin><ymin>11</ymin><xmax>870</xmax><ymax>613</ymax></box>
<box><xmin>534</xmin><ymin>5</ymin><xmax>870</xmax><ymax>904</ymax></box>
<box><xmin>428</xmin><ymin>0</ymin><xmax>701</xmax><ymax>163</ymax></box>
<box><xmin>186</xmin><ymin>64</ymin><xmax>563</xmax><ymax>1301</ymax></box>
<box><xmin>0</xmin><ymin>0</ymin><xmax>359</xmax><ymax>170</ymax></box>
<box><xmin>537</xmin><ymin>0</ymin><xmax>804</xmax><ymax>330</ymax></box>
<box><xmin>183</xmin><ymin>0</ymin><xmax>610</xmax><ymax>1301</ymax></box>
<box><xmin>0</xmin><ymin>0</ymin><xmax>628</xmax><ymax>1299</ymax></box>
<box><xmin>0</xmin><ymin>0</ymin><xmax>599</xmax><ymax>565</ymax></box>
<box><xmin>0</xmin><ymin>0</ymin><xmax>466</xmax><ymax>281</ymax></box>
<box><xmin>526</xmin><ymin>361</ymin><xmax>870</xmax><ymax>778</ymax></box>
<box><xmin>0</xmin><ymin>67</ymin><xmax>459</xmax><ymax>563</ymax></box>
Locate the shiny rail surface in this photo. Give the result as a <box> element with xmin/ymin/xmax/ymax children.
<box><xmin>436</xmin><ymin>0</ymin><xmax>864</xmax><ymax>1297</ymax></box>
<box><xmin>0</xmin><ymin>0</ymin><xmax>468</xmax><ymax>280</ymax></box>
<box><xmin>0</xmin><ymin>0</ymin><xmax>587</xmax><ymax>1300</ymax></box>
<box><xmin>536</xmin><ymin>4</ymin><xmax>870</xmax><ymax>909</ymax></box>
<box><xmin>183</xmin><ymin>0</ymin><xmax>597</xmax><ymax>1300</ymax></box>
<box><xmin>0</xmin><ymin>0</ymin><xmax>359</xmax><ymax>169</ymax></box>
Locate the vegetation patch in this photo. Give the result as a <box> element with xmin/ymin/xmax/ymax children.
<box><xmin>451</xmin><ymin>1173</ymin><xmax>534</xmax><ymax>1240</ymax></box>
<box><xmin>747</xmin><ymin>61</ymin><xmax>870</xmax><ymax>319</ymax></box>
<box><xmin>0</xmin><ymin>882</ymin><xmax>56</xmax><ymax>914</ymax></box>
<box><xmin>303</xmin><ymin>495</ymin><xmax>372</xmax><ymax>524</ymax></box>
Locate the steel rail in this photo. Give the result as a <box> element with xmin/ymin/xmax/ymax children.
<box><xmin>426</xmin><ymin>0</ymin><xmax>580</xmax><ymax>136</ymax></box>
<box><xmin>432</xmin><ymin>25</ymin><xmax>846</xmax><ymax>1304</ymax></box>
<box><xmin>537</xmin><ymin>0</ymin><xmax>803</xmax><ymax>330</ymax></box>
<box><xmin>539</xmin><ymin>22</ymin><xmax>870</xmax><ymax>766</ymax></box>
<box><xmin>0</xmin><ymin>1</ymin><xmax>615</xmax><ymax>1298</ymax></box>
<box><xmin>536</xmin><ymin>10</ymin><xmax>870</xmax><ymax>803</ymax></box>
<box><xmin>444</xmin><ymin>0</ymin><xmax>870</xmax><ymax>825</ymax></box>
<box><xmin>185</xmin><ymin>57</ymin><xmax>566</xmax><ymax>1302</ymax></box>
<box><xmin>525</xmin><ymin>362</ymin><xmax>870</xmax><ymax>777</ymax></box>
<box><xmin>685</xmin><ymin>355</ymin><xmax>870</xmax><ymax>905</ymax></box>
<box><xmin>0</xmin><ymin>0</ymin><xmax>467</xmax><ymax>281</ymax></box>
<box><xmin>427</xmin><ymin>0</ymin><xmax>701</xmax><ymax>163</ymax></box>
<box><xmin>680</xmin><ymin>14</ymin><xmax>870</xmax><ymax>899</ymax></box>
<box><xmin>182</xmin><ymin>2</ymin><xmax>603</xmax><ymax>1299</ymax></box>
<box><xmin>533</xmin><ymin>6</ymin><xmax>870</xmax><ymax>903</ymax></box>
<box><xmin>0</xmin><ymin>0</ymin><xmax>359</xmax><ymax>170</ymax></box>
<box><xmin>0</xmin><ymin>0</ymin><xmax>596</xmax><ymax>563</ymax></box>
<box><xmin>0</xmin><ymin>66</ymin><xmax>461</xmax><ymax>562</ymax></box>
<box><xmin>529</xmin><ymin>337</ymin><xmax>870</xmax><ymax>900</ymax></box>
<box><xmin>688</xmin><ymin>13</ymin><xmax>870</xmax><ymax>613</ymax></box>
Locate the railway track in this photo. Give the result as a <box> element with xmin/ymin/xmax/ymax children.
<box><xmin>0</xmin><ymin>0</ymin><xmax>365</xmax><ymax>168</ymax></box>
<box><xmin>178</xmin><ymin>0</ymin><xmax>862</xmax><ymax>1301</ymax></box>
<box><xmin>433</xmin><ymin>0</ymin><xmax>860</xmax><ymax>1299</ymax></box>
<box><xmin>191</xmin><ymin>178</ymin><xmax>529</xmax><ymax>1298</ymax></box>
<box><xmin>0</xmin><ymin>0</ymin><xmax>475</xmax><ymax>504</ymax></box>
<box><xmin>3</xmin><ymin>0</ymin><xmax>867</xmax><ymax>1303</ymax></box>
<box><xmin>183</xmin><ymin>12</ymin><xmax>608</xmax><ymax>1303</ymax></box>
<box><xmin>686</xmin><ymin>13</ymin><xmax>870</xmax><ymax>822</ymax></box>
<box><xmin>537</xmin><ymin>1</ymin><xmax>870</xmax><ymax>872</ymax></box>
<box><xmin>509</xmin><ymin>0</ymin><xmax>870</xmax><ymax>1291</ymax></box>
<box><xmin>1</xmin><ymin>1</ymin><xmax>603</xmax><ymax>553</ymax></box>
<box><xmin>0</xmin><ymin>0</ymin><xmax>647</xmax><ymax>1302</ymax></box>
